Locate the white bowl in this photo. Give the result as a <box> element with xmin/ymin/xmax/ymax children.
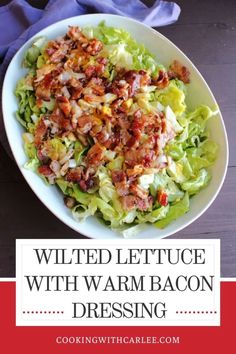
<box><xmin>2</xmin><ymin>14</ymin><xmax>228</xmax><ymax>239</ymax></box>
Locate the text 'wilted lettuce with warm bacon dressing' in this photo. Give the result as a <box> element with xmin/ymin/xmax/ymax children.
<box><xmin>15</xmin><ymin>22</ymin><xmax>218</xmax><ymax>236</ymax></box>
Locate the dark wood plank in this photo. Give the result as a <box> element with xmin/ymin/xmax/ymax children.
<box><xmin>159</xmin><ymin>23</ymin><xmax>236</xmax><ymax>66</ymax></box>
<box><xmin>174</xmin><ymin>0</ymin><xmax>236</xmax><ymax>25</ymax></box>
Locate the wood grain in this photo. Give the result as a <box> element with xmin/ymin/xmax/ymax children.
<box><xmin>0</xmin><ymin>0</ymin><xmax>235</xmax><ymax>277</ymax></box>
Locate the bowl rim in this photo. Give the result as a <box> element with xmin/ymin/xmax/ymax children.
<box><xmin>2</xmin><ymin>13</ymin><xmax>229</xmax><ymax>239</ymax></box>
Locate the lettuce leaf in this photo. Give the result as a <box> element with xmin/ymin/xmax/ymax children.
<box><xmin>181</xmin><ymin>169</ymin><xmax>210</xmax><ymax>195</ymax></box>
<box><xmin>155</xmin><ymin>81</ymin><xmax>186</xmax><ymax>117</ymax></box>
<box><xmin>155</xmin><ymin>193</ymin><xmax>189</xmax><ymax>228</ymax></box>
<box><xmin>23</xmin><ymin>37</ymin><xmax>46</xmax><ymax>68</ymax></box>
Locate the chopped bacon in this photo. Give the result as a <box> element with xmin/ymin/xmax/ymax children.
<box><xmin>35</xmin><ymin>83</ymin><xmax>51</xmax><ymax>101</ymax></box>
<box><xmin>57</xmin><ymin>96</ymin><xmax>71</xmax><ymax>117</ymax></box>
<box><xmin>50</xmin><ymin>108</ymin><xmax>72</xmax><ymax>131</ymax></box>
<box><xmin>126</xmin><ymin>165</ymin><xmax>143</xmax><ymax>177</ymax></box>
<box><xmin>85</xmin><ymin>143</ymin><xmax>105</xmax><ymax>167</ymax></box>
<box><xmin>87</xmin><ymin>77</ymin><xmax>105</xmax><ymax>96</ymax></box>
<box><xmin>77</xmin><ymin>115</ymin><xmax>93</xmax><ymax>134</ymax></box>
<box><xmin>152</xmin><ymin>70</ymin><xmax>169</xmax><ymax>89</ymax></box>
<box><xmin>49</xmin><ymin>47</ymin><xmax>68</xmax><ymax>63</ymax></box>
<box><xmin>131</xmin><ymin>109</ymin><xmax>145</xmax><ymax>131</ymax></box>
<box><xmin>169</xmin><ymin>60</ymin><xmax>190</xmax><ymax>84</ymax></box>
<box><xmin>85</xmin><ymin>65</ymin><xmax>97</xmax><ymax>78</ymax></box>
<box><xmin>67</xmin><ymin>26</ymin><xmax>83</xmax><ymax>41</ymax></box>
<box><xmin>120</xmin><ymin>195</ymin><xmax>153</xmax><ymax>211</ymax></box>
<box><xmin>66</xmin><ymin>167</ymin><xmax>83</xmax><ymax>183</ymax></box>
<box><xmin>120</xmin><ymin>195</ymin><xmax>137</xmax><ymax>210</ymax></box>
<box><xmin>70</xmin><ymin>86</ymin><xmax>83</xmax><ymax>99</ymax></box>
<box><xmin>95</xmin><ymin>129</ymin><xmax>110</xmax><ymax>144</ymax></box>
<box><xmin>85</xmin><ymin>61</ymin><xmax>106</xmax><ymax>78</ymax></box>
<box><xmin>130</xmin><ymin>183</ymin><xmax>148</xmax><ymax>200</ymax></box>
<box><xmin>142</xmin><ymin>150</ymin><xmax>156</xmax><ymax>167</ymax></box>
<box><xmin>37</xmin><ymin>147</ymin><xmax>49</xmax><ymax>163</ymax></box>
<box><xmin>78</xmin><ymin>177</ymin><xmax>96</xmax><ymax>192</ymax></box>
<box><xmin>35</xmin><ymin>64</ymin><xmax>56</xmax><ymax>83</ymax></box>
<box><xmin>124</xmin><ymin>70</ymin><xmax>143</xmax><ymax>97</ymax></box>
<box><xmin>157</xmin><ymin>190</ymin><xmax>168</xmax><ymax>206</ymax></box>
<box><xmin>136</xmin><ymin>196</ymin><xmax>153</xmax><ymax>211</ymax></box>
<box><xmin>38</xmin><ymin>165</ymin><xmax>53</xmax><ymax>177</ymax></box>
<box><xmin>34</xmin><ymin>119</ymin><xmax>48</xmax><ymax>147</ymax></box>
<box><xmin>139</xmin><ymin>70</ymin><xmax>151</xmax><ymax>86</ymax></box>
<box><xmin>110</xmin><ymin>80</ymin><xmax>129</xmax><ymax>100</ymax></box>
<box><xmin>84</xmin><ymin>39</ymin><xmax>103</xmax><ymax>56</ymax></box>
<box><xmin>35</xmin><ymin>73</ymin><xmax>54</xmax><ymax>101</ymax></box>
<box><xmin>115</xmin><ymin>181</ymin><xmax>130</xmax><ymax>196</ymax></box>
<box><xmin>111</xmin><ymin>170</ymin><xmax>126</xmax><ymax>183</ymax></box>
<box><xmin>124</xmin><ymin>149</ymin><xmax>139</xmax><ymax>167</ymax></box>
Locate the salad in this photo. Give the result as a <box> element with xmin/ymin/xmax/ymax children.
<box><xmin>15</xmin><ymin>22</ymin><xmax>218</xmax><ymax>236</ymax></box>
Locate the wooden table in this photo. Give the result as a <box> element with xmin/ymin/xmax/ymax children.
<box><xmin>0</xmin><ymin>0</ymin><xmax>235</xmax><ymax>277</ymax></box>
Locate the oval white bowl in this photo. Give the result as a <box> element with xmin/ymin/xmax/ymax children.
<box><xmin>2</xmin><ymin>14</ymin><xmax>228</xmax><ymax>239</ymax></box>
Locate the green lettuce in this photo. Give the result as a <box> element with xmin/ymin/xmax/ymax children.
<box><xmin>23</xmin><ymin>37</ymin><xmax>46</xmax><ymax>68</ymax></box>
<box><xmin>155</xmin><ymin>193</ymin><xmax>190</xmax><ymax>229</ymax></box>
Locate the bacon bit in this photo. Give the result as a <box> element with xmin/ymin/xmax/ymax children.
<box><xmin>120</xmin><ymin>195</ymin><xmax>137</xmax><ymax>210</ymax></box>
<box><xmin>78</xmin><ymin>177</ymin><xmax>95</xmax><ymax>192</ymax></box>
<box><xmin>35</xmin><ymin>64</ymin><xmax>56</xmax><ymax>83</ymax></box>
<box><xmin>111</xmin><ymin>170</ymin><xmax>126</xmax><ymax>183</ymax></box>
<box><xmin>157</xmin><ymin>190</ymin><xmax>168</xmax><ymax>206</ymax></box>
<box><xmin>35</xmin><ymin>73</ymin><xmax>53</xmax><ymax>101</ymax></box>
<box><xmin>85</xmin><ymin>143</ymin><xmax>105</xmax><ymax>167</ymax></box>
<box><xmin>126</xmin><ymin>135</ymin><xmax>138</xmax><ymax>148</ymax></box>
<box><xmin>124</xmin><ymin>149</ymin><xmax>138</xmax><ymax>167</ymax></box>
<box><xmin>120</xmin><ymin>194</ymin><xmax>153</xmax><ymax>211</ymax></box>
<box><xmin>139</xmin><ymin>70</ymin><xmax>151</xmax><ymax>86</ymax></box>
<box><xmin>111</xmin><ymin>98</ymin><xmax>125</xmax><ymax>113</ymax></box>
<box><xmin>84</xmin><ymin>64</ymin><xmax>95</xmax><ymax>77</ymax></box>
<box><xmin>78</xmin><ymin>180</ymin><xmax>88</xmax><ymax>191</ymax></box>
<box><xmin>64</xmin><ymin>196</ymin><xmax>76</xmax><ymax>209</ymax></box>
<box><xmin>131</xmin><ymin>109</ymin><xmax>144</xmax><ymax>129</ymax></box>
<box><xmin>77</xmin><ymin>115</ymin><xmax>93</xmax><ymax>134</ymax></box>
<box><xmin>85</xmin><ymin>62</ymin><xmax>106</xmax><ymax>78</ymax></box>
<box><xmin>115</xmin><ymin>181</ymin><xmax>130</xmax><ymax>196</ymax></box>
<box><xmin>38</xmin><ymin>165</ymin><xmax>53</xmax><ymax>176</ymax></box>
<box><xmin>169</xmin><ymin>60</ymin><xmax>190</xmax><ymax>84</ymax></box>
<box><xmin>152</xmin><ymin>70</ymin><xmax>169</xmax><ymax>89</ymax></box>
<box><xmin>84</xmin><ymin>39</ymin><xmax>103</xmax><ymax>56</ymax></box>
<box><xmin>37</xmin><ymin>148</ymin><xmax>49</xmax><ymax>163</ymax></box>
<box><xmin>126</xmin><ymin>165</ymin><xmax>143</xmax><ymax>177</ymax></box>
<box><xmin>34</xmin><ymin>119</ymin><xmax>48</xmax><ymax>147</ymax></box>
<box><xmin>87</xmin><ymin>77</ymin><xmax>105</xmax><ymax>96</ymax></box>
<box><xmin>70</xmin><ymin>86</ymin><xmax>83</xmax><ymax>99</ymax></box>
<box><xmin>137</xmin><ymin>196</ymin><xmax>153</xmax><ymax>211</ymax></box>
<box><xmin>110</xmin><ymin>80</ymin><xmax>129</xmax><ymax>100</ymax></box>
<box><xmin>50</xmin><ymin>108</ymin><xmax>72</xmax><ymax>131</ymax></box>
<box><xmin>95</xmin><ymin>129</ymin><xmax>110</xmax><ymax>144</ymax></box>
<box><xmin>124</xmin><ymin>70</ymin><xmax>143</xmax><ymax>97</ymax></box>
<box><xmin>161</xmin><ymin>119</ymin><xmax>167</xmax><ymax>133</ymax></box>
<box><xmin>66</xmin><ymin>167</ymin><xmax>83</xmax><ymax>183</ymax></box>
<box><xmin>130</xmin><ymin>183</ymin><xmax>148</xmax><ymax>199</ymax></box>
<box><xmin>143</xmin><ymin>150</ymin><xmax>155</xmax><ymax>167</ymax></box>
<box><xmin>57</xmin><ymin>96</ymin><xmax>71</xmax><ymax>117</ymax></box>
<box><xmin>46</xmin><ymin>47</ymin><xmax>57</xmax><ymax>56</ymax></box>
<box><xmin>35</xmin><ymin>83</ymin><xmax>51</xmax><ymax>102</ymax></box>
<box><xmin>67</xmin><ymin>26</ymin><xmax>83</xmax><ymax>41</ymax></box>
<box><xmin>97</xmin><ymin>57</ymin><xmax>108</xmax><ymax>65</ymax></box>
